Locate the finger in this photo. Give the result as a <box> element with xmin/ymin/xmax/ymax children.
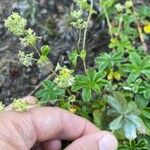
<box><xmin>29</xmin><ymin>107</ymin><xmax>99</xmax><ymax>141</ymax></box>
<box><xmin>65</xmin><ymin>132</ymin><xmax>118</xmax><ymax>150</ymax></box>
<box><xmin>41</xmin><ymin>139</ymin><xmax>61</xmax><ymax>150</ymax></box>
<box><xmin>0</xmin><ymin>107</ymin><xmax>99</xmax><ymax>149</ymax></box>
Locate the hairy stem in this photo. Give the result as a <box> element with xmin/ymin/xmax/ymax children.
<box><xmin>100</xmin><ymin>1</ymin><xmax>113</xmax><ymax>38</ymax></box>
<box><xmin>82</xmin><ymin>0</ymin><xmax>94</xmax><ymax>73</ymax></box>
<box><xmin>132</xmin><ymin>6</ymin><xmax>147</xmax><ymax>52</ymax></box>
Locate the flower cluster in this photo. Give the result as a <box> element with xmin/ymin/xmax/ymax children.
<box><xmin>18</xmin><ymin>51</ymin><xmax>34</xmax><ymax>67</ymax></box>
<box><xmin>5</xmin><ymin>12</ymin><xmax>27</xmax><ymax>36</ymax></box>
<box><xmin>70</xmin><ymin>10</ymin><xmax>86</xmax><ymax>29</ymax></box>
<box><xmin>12</xmin><ymin>98</ymin><xmax>29</xmax><ymax>112</ymax></box>
<box><xmin>54</xmin><ymin>66</ymin><xmax>75</xmax><ymax>88</ymax></box>
<box><xmin>115</xmin><ymin>1</ymin><xmax>133</xmax><ymax>12</ymax></box>
<box><xmin>20</xmin><ymin>28</ymin><xmax>37</xmax><ymax>46</ymax></box>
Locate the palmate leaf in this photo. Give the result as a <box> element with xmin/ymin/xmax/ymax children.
<box><xmin>96</xmin><ymin>51</ymin><xmax>123</xmax><ymax>71</ymax></box>
<box><xmin>127</xmin><ymin>53</ymin><xmax>150</xmax><ymax>83</ymax></box>
<box><xmin>107</xmin><ymin>92</ymin><xmax>148</xmax><ymax>140</ymax></box>
<box><xmin>72</xmin><ymin>69</ymin><xmax>108</xmax><ymax>102</ymax></box>
<box><xmin>36</xmin><ymin>80</ymin><xmax>65</xmax><ymax>102</ymax></box>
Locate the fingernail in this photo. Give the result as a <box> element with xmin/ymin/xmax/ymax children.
<box><xmin>98</xmin><ymin>134</ymin><xmax>118</xmax><ymax>150</ymax></box>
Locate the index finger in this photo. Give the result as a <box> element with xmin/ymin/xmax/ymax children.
<box><xmin>29</xmin><ymin>107</ymin><xmax>100</xmax><ymax>141</ymax></box>
<box><xmin>1</xmin><ymin>107</ymin><xmax>100</xmax><ymax>149</ymax></box>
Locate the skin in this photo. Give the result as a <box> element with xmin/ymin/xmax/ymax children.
<box><xmin>0</xmin><ymin>96</ymin><xmax>118</xmax><ymax>150</ymax></box>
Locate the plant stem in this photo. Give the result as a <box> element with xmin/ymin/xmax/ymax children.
<box><xmin>101</xmin><ymin>1</ymin><xmax>113</xmax><ymax>38</ymax></box>
<box><xmin>132</xmin><ymin>6</ymin><xmax>147</xmax><ymax>52</ymax></box>
<box><xmin>82</xmin><ymin>0</ymin><xmax>94</xmax><ymax>73</ymax></box>
<box><xmin>77</xmin><ymin>29</ymin><xmax>82</xmax><ymax>50</ymax></box>
<box><xmin>33</xmin><ymin>45</ymin><xmax>41</xmax><ymax>57</ymax></box>
<box><xmin>117</xmin><ymin>14</ymin><xmax>123</xmax><ymax>36</ymax></box>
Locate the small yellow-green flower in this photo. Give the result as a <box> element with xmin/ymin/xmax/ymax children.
<box><xmin>5</xmin><ymin>12</ymin><xmax>27</xmax><ymax>36</ymax></box>
<box><xmin>12</xmin><ymin>98</ymin><xmax>29</xmax><ymax>112</ymax></box>
<box><xmin>144</xmin><ymin>24</ymin><xmax>150</xmax><ymax>34</ymax></box>
<box><xmin>20</xmin><ymin>28</ymin><xmax>38</xmax><ymax>46</ymax></box>
<box><xmin>125</xmin><ymin>1</ymin><xmax>133</xmax><ymax>8</ymax></box>
<box><xmin>54</xmin><ymin>66</ymin><xmax>75</xmax><ymax>88</ymax></box>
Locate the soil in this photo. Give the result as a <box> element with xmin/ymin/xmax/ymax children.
<box><xmin>0</xmin><ymin>0</ymin><xmax>148</xmax><ymax>105</ymax></box>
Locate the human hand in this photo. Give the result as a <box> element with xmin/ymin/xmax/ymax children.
<box><xmin>0</xmin><ymin>96</ymin><xmax>118</xmax><ymax>150</ymax></box>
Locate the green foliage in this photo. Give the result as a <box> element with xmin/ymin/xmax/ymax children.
<box><xmin>109</xmin><ymin>36</ymin><xmax>133</xmax><ymax>51</ymax></box>
<box><xmin>125</xmin><ymin>52</ymin><xmax>150</xmax><ymax>83</ymax></box>
<box><xmin>36</xmin><ymin>80</ymin><xmax>65</xmax><ymax>102</ymax></box>
<box><xmin>96</xmin><ymin>51</ymin><xmax>123</xmax><ymax>71</ymax></box>
<box><xmin>119</xmin><ymin>139</ymin><xmax>149</xmax><ymax>150</ymax></box>
<box><xmin>72</xmin><ymin>69</ymin><xmax>108</xmax><ymax>102</ymax></box>
<box><xmin>107</xmin><ymin>92</ymin><xmax>147</xmax><ymax>140</ymax></box>
<box><xmin>40</xmin><ymin>45</ymin><xmax>51</xmax><ymax>56</ymax></box>
<box><xmin>136</xmin><ymin>5</ymin><xmax>150</xmax><ymax>19</ymax></box>
<box><xmin>69</xmin><ymin>50</ymin><xmax>79</xmax><ymax>66</ymax></box>
<box><xmin>37</xmin><ymin>45</ymin><xmax>51</xmax><ymax>64</ymax></box>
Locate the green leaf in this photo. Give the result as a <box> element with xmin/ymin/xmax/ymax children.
<box><xmin>142</xmin><ymin>107</ymin><xmax>150</xmax><ymax>120</ymax></box>
<box><xmin>68</xmin><ymin>50</ymin><xmax>79</xmax><ymax>66</ymax></box>
<box><xmin>96</xmin><ymin>53</ymin><xmax>110</xmax><ymax>70</ymax></box>
<box><xmin>41</xmin><ymin>45</ymin><xmax>51</xmax><ymax>56</ymax></box>
<box><xmin>82</xmin><ymin>88</ymin><xmax>91</xmax><ymax>102</ymax></box>
<box><xmin>72</xmin><ymin>69</ymin><xmax>108</xmax><ymax>102</ymax></box>
<box><xmin>124</xmin><ymin>119</ymin><xmax>137</xmax><ymax>140</ymax></box>
<box><xmin>37</xmin><ymin>55</ymin><xmax>49</xmax><ymax>64</ymax></box>
<box><xmin>109</xmin><ymin>115</ymin><xmax>123</xmax><ymax>131</ymax></box>
<box><xmin>136</xmin><ymin>139</ymin><xmax>149</xmax><ymax>149</ymax></box>
<box><xmin>144</xmin><ymin>89</ymin><xmax>150</xmax><ymax>99</ymax></box>
<box><xmin>135</xmin><ymin>94</ymin><xmax>149</xmax><ymax>109</ymax></box>
<box><xmin>127</xmin><ymin>71</ymin><xmax>141</xmax><ymax>83</ymax></box>
<box><xmin>36</xmin><ymin>80</ymin><xmax>65</xmax><ymax>102</ymax></box>
<box><xmin>125</xmin><ymin>101</ymin><xmax>137</xmax><ymax>114</ymax></box>
<box><xmin>137</xmin><ymin>5</ymin><xmax>150</xmax><ymax>18</ymax></box>
<box><xmin>127</xmin><ymin>114</ymin><xmax>147</xmax><ymax>134</ymax></box>
<box><xmin>108</xmin><ymin>93</ymin><xmax>148</xmax><ymax>140</ymax></box>
<box><xmin>96</xmin><ymin>51</ymin><xmax>123</xmax><ymax>71</ymax></box>
<box><xmin>80</xmin><ymin>50</ymin><xmax>87</xmax><ymax>60</ymax></box>
<box><xmin>142</xmin><ymin>69</ymin><xmax>150</xmax><ymax>79</ymax></box>
<box><xmin>112</xmin><ymin>92</ymin><xmax>128</xmax><ymax>113</ymax></box>
<box><xmin>129</xmin><ymin>52</ymin><xmax>142</xmax><ymax>67</ymax></box>
<box><xmin>93</xmin><ymin>110</ymin><xmax>104</xmax><ymax>128</ymax></box>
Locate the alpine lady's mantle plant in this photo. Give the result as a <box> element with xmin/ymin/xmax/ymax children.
<box><xmin>3</xmin><ymin>0</ymin><xmax>150</xmax><ymax>149</ymax></box>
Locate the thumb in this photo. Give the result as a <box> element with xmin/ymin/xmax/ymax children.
<box><xmin>65</xmin><ymin>132</ymin><xmax>118</xmax><ymax>150</ymax></box>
